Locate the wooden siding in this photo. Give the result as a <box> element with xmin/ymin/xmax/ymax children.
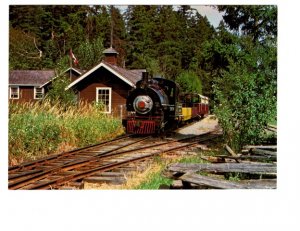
<box><xmin>9</xmin><ymin>86</ymin><xmax>39</xmax><ymax>103</ymax></box>
<box><xmin>75</xmin><ymin>67</ymin><xmax>132</xmax><ymax>115</ymax></box>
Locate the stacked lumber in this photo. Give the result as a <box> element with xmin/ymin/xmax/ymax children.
<box><xmin>164</xmin><ymin>144</ymin><xmax>277</xmax><ymax>189</ymax></box>
<box><xmin>165</xmin><ymin>162</ymin><xmax>277</xmax><ymax>189</ymax></box>
<box><xmin>211</xmin><ymin>144</ymin><xmax>277</xmax><ymax>163</ymax></box>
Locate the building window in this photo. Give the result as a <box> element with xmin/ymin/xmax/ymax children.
<box><xmin>96</xmin><ymin>87</ymin><xmax>111</xmax><ymax>113</ymax></box>
<box><xmin>10</xmin><ymin>86</ymin><xmax>19</xmax><ymax>99</ymax></box>
<box><xmin>34</xmin><ymin>87</ymin><xmax>44</xmax><ymax>99</ymax></box>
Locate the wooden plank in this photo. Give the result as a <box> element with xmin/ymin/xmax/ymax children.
<box><xmin>243</xmin><ymin>145</ymin><xmax>277</xmax><ymax>150</ymax></box>
<box><xmin>92</xmin><ymin>171</ymin><xmax>126</xmax><ymax>177</ymax></box>
<box><xmin>179</xmin><ymin>173</ymin><xmax>276</xmax><ymax>189</ymax></box>
<box><xmin>215</xmin><ymin>155</ymin><xmax>277</xmax><ymax>161</ymax></box>
<box><xmin>83</xmin><ymin>176</ymin><xmax>126</xmax><ymax>185</ymax></box>
<box><xmin>225</xmin><ymin>144</ymin><xmax>237</xmax><ymax>156</ymax></box>
<box><xmin>266</xmin><ymin>127</ymin><xmax>277</xmax><ymax>132</ymax></box>
<box><xmin>267</xmin><ymin>124</ymin><xmax>277</xmax><ymax>129</ymax></box>
<box><xmin>168</xmin><ymin>163</ymin><xmax>277</xmax><ymax>175</ymax></box>
<box><xmin>225</xmin><ymin>144</ymin><xmax>239</xmax><ymax>163</ymax></box>
<box><xmin>170</xmin><ymin>180</ymin><xmax>184</xmax><ymax>189</ymax></box>
<box><xmin>251</xmin><ymin>148</ymin><xmax>277</xmax><ymax>156</ymax></box>
<box><xmin>237</xmin><ymin>179</ymin><xmax>277</xmax><ymax>189</ymax></box>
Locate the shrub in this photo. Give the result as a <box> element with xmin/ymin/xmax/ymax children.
<box><xmin>213</xmin><ymin>40</ymin><xmax>277</xmax><ymax>151</ymax></box>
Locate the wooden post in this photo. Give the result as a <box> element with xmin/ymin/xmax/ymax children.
<box><xmin>225</xmin><ymin>144</ymin><xmax>239</xmax><ymax>163</ymax></box>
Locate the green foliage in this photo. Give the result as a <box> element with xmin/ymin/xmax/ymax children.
<box><xmin>76</xmin><ymin>37</ymin><xmax>104</xmax><ymax>70</ymax></box>
<box><xmin>197</xmin><ymin>5</ymin><xmax>278</xmax><ymax>150</ymax></box>
<box><xmin>9</xmin><ymin>112</ymin><xmax>61</xmax><ymax>158</ymax></box>
<box><xmin>175</xmin><ymin>70</ymin><xmax>202</xmax><ymax>94</ymax></box>
<box><xmin>9</xmin><ymin>27</ymin><xmax>43</xmax><ymax>69</ymax></box>
<box><xmin>214</xmin><ymin>38</ymin><xmax>277</xmax><ymax>150</ymax></box>
<box><xmin>125</xmin><ymin>5</ymin><xmax>216</xmax><ymax>80</ymax></box>
<box><xmin>45</xmin><ymin>76</ymin><xmax>77</xmax><ymax>107</ymax></box>
<box><xmin>9</xmin><ymin>5</ymin><xmax>217</xmax><ymax>87</ymax></box>
<box><xmin>217</xmin><ymin>5</ymin><xmax>277</xmax><ymax>41</ymax></box>
<box><xmin>64</xmin><ymin>113</ymin><xmax>122</xmax><ymax>147</ymax></box>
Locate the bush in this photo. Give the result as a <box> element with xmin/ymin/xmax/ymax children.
<box><xmin>44</xmin><ymin>76</ymin><xmax>77</xmax><ymax>107</ymax></box>
<box><xmin>213</xmin><ymin>40</ymin><xmax>277</xmax><ymax>151</ymax></box>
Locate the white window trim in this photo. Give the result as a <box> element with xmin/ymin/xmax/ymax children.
<box><xmin>34</xmin><ymin>87</ymin><xmax>44</xmax><ymax>100</ymax></box>
<box><xmin>96</xmin><ymin>87</ymin><xmax>112</xmax><ymax>113</ymax></box>
<box><xmin>9</xmin><ymin>86</ymin><xmax>19</xmax><ymax>99</ymax></box>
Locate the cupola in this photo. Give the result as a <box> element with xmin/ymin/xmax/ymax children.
<box><xmin>103</xmin><ymin>46</ymin><xmax>118</xmax><ymax>65</ymax></box>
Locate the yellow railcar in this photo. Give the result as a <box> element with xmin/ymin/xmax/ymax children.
<box><xmin>182</xmin><ymin>107</ymin><xmax>192</xmax><ymax>121</ymax></box>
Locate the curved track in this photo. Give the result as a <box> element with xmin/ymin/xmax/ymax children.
<box><xmin>9</xmin><ymin>131</ymin><xmax>220</xmax><ymax>190</ymax></box>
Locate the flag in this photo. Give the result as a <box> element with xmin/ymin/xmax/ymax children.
<box><xmin>69</xmin><ymin>49</ymin><xmax>79</xmax><ymax>65</ymax></box>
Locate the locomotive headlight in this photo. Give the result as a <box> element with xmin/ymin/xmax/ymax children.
<box><xmin>133</xmin><ymin>95</ymin><xmax>153</xmax><ymax>114</ymax></box>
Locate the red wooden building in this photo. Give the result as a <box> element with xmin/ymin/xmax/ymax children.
<box><xmin>9</xmin><ymin>68</ymin><xmax>83</xmax><ymax>103</ymax></box>
<box><xmin>66</xmin><ymin>47</ymin><xmax>144</xmax><ymax>115</ymax></box>
<box><xmin>9</xmin><ymin>47</ymin><xmax>144</xmax><ymax>116</ymax></box>
<box><xmin>9</xmin><ymin>70</ymin><xmax>55</xmax><ymax>103</ymax></box>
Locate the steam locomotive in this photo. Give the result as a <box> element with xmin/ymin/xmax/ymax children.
<box><xmin>123</xmin><ymin>72</ymin><xmax>209</xmax><ymax>134</ymax></box>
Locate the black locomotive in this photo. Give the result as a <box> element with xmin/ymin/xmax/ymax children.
<box><xmin>123</xmin><ymin>72</ymin><xmax>181</xmax><ymax>134</ymax></box>
<box><xmin>123</xmin><ymin>71</ymin><xmax>209</xmax><ymax>134</ymax></box>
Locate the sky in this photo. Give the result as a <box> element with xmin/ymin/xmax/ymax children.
<box><xmin>192</xmin><ymin>5</ymin><xmax>224</xmax><ymax>28</ymax></box>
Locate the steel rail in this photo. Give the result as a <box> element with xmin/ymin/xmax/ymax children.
<box><xmin>9</xmin><ymin>129</ymin><xmax>221</xmax><ymax>190</ymax></box>
<box><xmin>10</xmin><ymin>130</ymin><xmax>215</xmax><ymax>182</ymax></box>
<box><xmin>29</xmin><ymin>133</ymin><xmax>219</xmax><ymax>189</ymax></box>
<box><xmin>9</xmin><ymin>134</ymin><xmax>133</xmax><ymax>172</ymax></box>
<box><xmin>9</xmin><ymin>136</ymin><xmax>150</xmax><ymax>189</ymax></box>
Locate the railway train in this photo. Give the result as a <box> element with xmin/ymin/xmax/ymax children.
<box><xmin>123</xmin><ymin>72</ymin><xmax>209</xmax><ymax>134</ymax></box>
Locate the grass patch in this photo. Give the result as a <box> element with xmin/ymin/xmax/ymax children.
<box><xmin>178</xmin><ymin>155</ymin><xmax>207</xmax><ymax>164</ymax></box>
<box><xmin>9</xmin><ymin>100</ymin><xmax>124</xmax><ymax>165</ymax></box>
<box><xmin>134</xmin><ymin>170</ymin><xmax>173</xmax><ymax>189</ymax></box>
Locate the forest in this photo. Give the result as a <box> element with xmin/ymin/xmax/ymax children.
<box><xmin>9</xmin><ymin>5</ymin><xmax>277</xmax><ymax>149</ymax></box>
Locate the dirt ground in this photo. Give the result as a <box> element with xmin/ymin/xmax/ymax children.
<box><xmin>176</xmin><ymin>115</ymin><xmax>220</xmax><ymax>136</ymax></box>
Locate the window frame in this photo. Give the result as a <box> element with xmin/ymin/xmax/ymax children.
<box><xmin>34</xmin><ymin>87</ymin><xmax>44</xmax><ymax>100</ymax></box>
<box><xmin>9</xmin><ymin>86</ymin><xmax>20</xmax><ymax>99</ymax></box>
<box><xmin>96</xmin><ymin>87</ymin><xmax>112</xmax><ymax>113</ymax></box>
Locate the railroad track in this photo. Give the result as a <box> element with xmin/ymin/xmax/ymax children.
<box><xmin>8</xmin><ymin>131</ymin><xmax>220</xmax><ymax>190</ymax></box>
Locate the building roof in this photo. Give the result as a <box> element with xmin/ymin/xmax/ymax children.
<box><xmin>104</xmin><ymin>61</ymin><xmax>145</xmax><ymax>85</ymax></box>
<box><xmin>39</xmin><ymin>67</ymin><xmax>84</xmax><ymax>88</ymax></box>
<box><xmin>103</xmin><ymin>47</ymin><xmax>119</xmax><ymax>54</ymax></box>
<box><xmin>65</xmin><ymin>67</ymin><xmax>84</xmax><ymax>75</ymax></box>
<box><xmin>9</xmin><ymin>70</ymin><xmax>56</xmax><ymax>86</ymax></box>
<box><xmin>66</xmin><ymin>61</ymin><xmax>144</xmax><ymax>90</ymax></box>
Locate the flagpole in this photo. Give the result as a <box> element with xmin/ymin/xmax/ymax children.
<box><xmin>69</xmin><ymin>49</ymin><xmax>72</xmax><ymax>81</ymax></box>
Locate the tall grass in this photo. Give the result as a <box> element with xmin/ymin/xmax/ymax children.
<box><xmin>9</xmin><ymin>100</ymin><xmax>124</xmax><ymax>165</ymax></box>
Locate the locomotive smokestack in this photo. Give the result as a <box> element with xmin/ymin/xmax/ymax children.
<box><xmin>142</xmin><ymin>71</ymin><xmax>149</xmax><ymax>83</ymax></box>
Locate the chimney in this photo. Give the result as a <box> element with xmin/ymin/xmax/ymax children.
<box><xmin>103</xmin><ymin>47</ymin><xmax>118</xmax><ymax>65</ymax></box>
